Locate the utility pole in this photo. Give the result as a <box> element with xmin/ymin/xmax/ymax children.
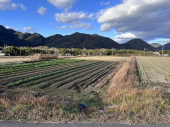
<box><xmin>55</xmin><ymin>48</ymin><xmax>57</xmax><ymax>56</ymax></box>
<box><xmin>162</xmin><ymin>42</ymin><xmax>164</xmax><ymax>56</ymax></box>
<box><xmin>83</xmin><ymin>46</ymin><xmax>84</xmax><ymax>56</ymax></box>
<box><xmin>112</xmin><ymin>47</ymin><xmax>113</xmax><ymax>56</ymax></box>
<box><xmin>4</xmin><ymin>43</ymin><xmax>5</xmax><ymax>54</ymax></box>
<box><xmin>46</xmin><ymin>45</ymin><xmax>47</xmax><ymax>54</ymax></box>
<box><xmin>144</xmin><ymin>48</ymin><xmax>148</xmax><ymax>56</ymax></box>
<box><xmin>20</xmin><ymin>46</ymin><xmax>21</xmax><ymax>56</ymax></box>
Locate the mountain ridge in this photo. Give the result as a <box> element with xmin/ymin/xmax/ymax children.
<box><xmin>150</xmin><ymin>43</ymin><xmax>162</xmax><ymax>48</ymax></box>
<box><xmin>0</xmin><ymin>25</ymin><xmax>123</xmax><ymax>49</ymax></box>
<box><xmin>0</xmin><ymin>25</ymin><xmax>158</xmax><ymax>50</ymax></box>
<box><xmin>157</xmin><ymin>43</ymin><xmax>170</xmax><ymax>50</ymax></box>
<box><xmin>122</xmin><ymin>38</ymin><xmax>156</xmax><ymax>50</ymax></box>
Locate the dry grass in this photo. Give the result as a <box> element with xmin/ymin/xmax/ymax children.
<box><xmin>0</xmin><ymin>54</ymin><xmax>58</xmax><ymax>65</ymax></box>
<box><xmin>72</xmin><ymin>56</ymin><xmax>128</xmax><ymax>62</ymax></box>
<box><xmin>104</xmin><ymin>56</ymin><xmax>170</xmax><ymax>124</ymax></box>
<box><xmin>34</xmin><ymin>54</ymin><xmax>58</xmax><ymax>60</ymax></box>
<box><xmin>0</xmin><ymin>57</ymin><xmax>33</xmax><ymax>65</ymax></box>
<box><xmin>0</xmin><ymin>94</ymin><xmax>105</xmax><ymax>123</ymax></box>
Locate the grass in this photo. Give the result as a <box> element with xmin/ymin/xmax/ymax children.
<box><xmin>0</xmin><ymin>93</ymin><xmax>104</xmax><ymax>122</ymax></box>
<box><xmin>103</xmin><ymin>56</ymin><xmax>170</xmax><ymax>124</ymax></box>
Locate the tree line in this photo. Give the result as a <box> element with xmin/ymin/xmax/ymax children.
<box><xmin>0</xmin><ymin>46</ymin><xmax>169</xmax><ymax>56</ymax></box>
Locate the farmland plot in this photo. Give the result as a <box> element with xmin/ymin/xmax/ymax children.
<box><xmin>0</xmin><ymin>59</ymin><xmax>120</xmax><ymax>98</ymax></box>
<box><xmin>136</xmin><ymin>56</ymin><xmax>170</xmax><ymax>94</ymax></box>
<box><xmin>72</xmin><ymin>56</ymin><xmax>128</xmax><ymax>62</ymax></box>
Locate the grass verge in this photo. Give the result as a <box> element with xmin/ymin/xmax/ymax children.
<box><xmin>103</xmin><ymin>56</ymin><xmax>170</xmax><ymax>124</ymax></box>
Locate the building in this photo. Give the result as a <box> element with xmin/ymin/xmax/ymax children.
<box><xmin>0</xmin><ymin>50</ymin><xmax>5</xmax><ymax>56</ymax></box>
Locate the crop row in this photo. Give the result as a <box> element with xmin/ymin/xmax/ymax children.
<box><xmin>136</xmin><ymin>56</ymin><xmax>170</xmax><ymax>86</ymax></box>
<box><xmin>82</xmin><ymin>62</ymin><xmax>119</xmax><ymax>89</ymax></box>
<box><xmin>136</xmin><ymin>57</ymin><xmax>149</xmax><ymax>85</ymax></box>
<box><xmin>33</xmin><ymin>62</ymin><xmax>113</xmax><ymax>89</ymax></box>
<box><xmin>6</xmin><ymin>61</ymin><xmax>101</xmax><ymax>87</ymax></box>
<box><xmin>25</xmin><ymin>61</ymin><xmax>105</xmax><ymax>87</ymax></box>
<box><xmin>68</xmin><ymin>62</ymin><xmax>119</xmax><ymax>90</ymax></box>
<box><xmin>0</xmin><ymin>59</ymin><xmax>83</xmax><ymax>73</ymax></box>
<box><xmin>0</xmin><ymin>60</ymin><xmax>92</xmax><ymax>80</ymax></box>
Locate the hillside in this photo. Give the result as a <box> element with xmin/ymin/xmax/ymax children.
<box><xmin>157</xmin><ymin>43</ymin><xmax>170</xmax><ymax>50</ymax></box>
<box><xmin>122</xmin><ymin>38</ymin><xmax>156</xmax><ymax>50</ymax></box>
<box><xmin>150</xmin><ymin>43</ymin><xmax>162</xmax><ymax>48</ymax></box>
<box><xmin>0</xmin><ymin>25</ymin><xmax>123</xmax><ymax>49</ymax></box>
<box><xmin>46</xmin><ymin>33</ymin><xmax>123</xmax><ymax>49</ymax></box>
<box><xmin>0</xmin><ymin>25</ymin><xmax>46</xmax><ymax>47</ymax></box>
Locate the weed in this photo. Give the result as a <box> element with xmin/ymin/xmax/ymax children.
<box><xmin>104</xmin><ymin>56</ymin><xmax>170</xmax><ymax>124</ymax></box>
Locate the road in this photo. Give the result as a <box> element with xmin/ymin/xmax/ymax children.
<box><xmin>0</xmin><ymin>121</ymin><xmax>169</xmax><ymax>127</ymax></box>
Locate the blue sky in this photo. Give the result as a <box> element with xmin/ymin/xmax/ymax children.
<box><xmin>0</xmin><ymin>0</ymin><xmax>170</xmax><ymax>44</ymax></box>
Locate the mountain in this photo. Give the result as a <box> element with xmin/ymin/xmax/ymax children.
<box><xmin>0</xmin><ymin>25</ymin><xmax>159</xmax><ymax>50</ymax></box>
<box><xmin>157</xmin><ymin>43</ymin><xmax>170</xmax><ymax>50</ymax></box>
<box><xmin>150</xmin><ymin>43</ymin><xmax>162</xmax><ymax>48</ymax></box>
<box><xmin>0</xmin><ymin>25</ymin><xmax>123</xmax><ymax>49</ymax></box>
<box><xmin>46</xmin><ymin>33</ymin><xmax>123</xmax><ymax>49</ymax></box>
<box><xmin>0</xmin><ymin>25</ymin><xmax>45</xmax><ymax>47</ymax></box>
<box><xmin>122</xmin><ymin>38</ymin><xmax>156</xmax><ymax>50</ymax></box>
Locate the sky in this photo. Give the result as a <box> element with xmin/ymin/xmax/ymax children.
<box><xmin>0</xmin><ymin>0</ymin><xmax>170</xmax><ymax>44</ymax></box>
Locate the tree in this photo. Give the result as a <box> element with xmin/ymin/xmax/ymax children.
<box><xmin>6</xmin><ymin>46</ymin><xmax>19</xmax><ymax>56</ymax></box>
<box><xmin>59</xmin><ymin>48</ymin><xmax>67</xmax><ymax>56</ymax></box>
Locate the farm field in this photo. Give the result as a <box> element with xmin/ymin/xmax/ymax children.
<box><xmin>1</xmin><ymin>56</ymin><xmax>170</xmax><ymax>124</ymax></box>
<box><xmin>136</xmin><ymin>56</ymin><xmax>170</xmax><ymax>94</ymax></box>
<box><xmin>0</xmin><ymin>58</ymin><xmax>121</xmax><ymax>99</ymax></box>
<box><xmin>72</xmin><ymin>56</ymin><xmax>128</xmax><ymax>62</ymax></box>
<box><xmin>0</xmin><ymin>58</ymin><xmax>123</xmax><ymax>122</ymax></box>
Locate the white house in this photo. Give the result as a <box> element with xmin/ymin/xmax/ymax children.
<box><xmin>0</xmin><ymin>50</ymin><xmax>4</xmax><ymax>56</ymax></box>
<box><xmin>153</xmin><ymin>52</ymin><xmax>159</xmax><ymax>55</ymax></box>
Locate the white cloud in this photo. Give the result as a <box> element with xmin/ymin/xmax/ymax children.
<box><xmin>115</xmin><ymin>32</ymin><xmax>137</xmax><ymax>39</ymax></box>
<box><xmin>100</xmin><ymin>1</ymin><xmax>110</xmax><ymax>6</ymax></box>
<box><xmin>23</xmin><ymin>27</ymin><xmax>36</xmax><ymax>32</ymax></box>
<box><xmin>47</xmin><ymin>0</ymin><xmax>76</xmax><ymax>10</ymax></box>
<box><xmin>98</xmin><ymin>0</ymin><xmax>170</xmax><ymax>41</ymax></box>
<box><xmin>20</xmin><ymin>4</ymin><xmax>26</xmax><ymax>10</ymax></box>
<box><xmin>55</xmin><ymin>26</ymin><xmax>67</xmax><ymax>29</ymax></box>
<box><xmin>164</xmin><ymin>39</ymin><xmax>170</xmax><ymax>42</ymax></box>
<box><xmin>0</xmin><ymin>0</ymin><xmax>26</xmax><ymax>11</ymax></box>
<box><xmin>37</xmin><ymin>7</ymin><xmax>47</xmax><ymax>15</ymax></box>
<box><xmin>54</xmin><ymin>11</ymin><xmax>94</xmax><ymax>30</ymax></box>
<box><xmin>5</xmin><ymin>25</ymin><xmax>19</xmax><ymax>31</ymax></box>
<box><xmin>55</xmin><ymin>11</ymin><xmax>94</xmax><ymax>23</ymax></box>
<box><xmin>69</xmin><ymin>22</ymin><xmax>93</xmax><ymax>30</ymax></box>
<box><xmin>114</xmin><ymin>32</ymin><xmax>137</xmax><ymax>43</ymax></box>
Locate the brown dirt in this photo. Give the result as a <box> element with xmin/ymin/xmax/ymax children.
<box><xmin>71</xmin><ymin>56</ymin><xmax>128</xmax><ymax>62</ymax></box>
